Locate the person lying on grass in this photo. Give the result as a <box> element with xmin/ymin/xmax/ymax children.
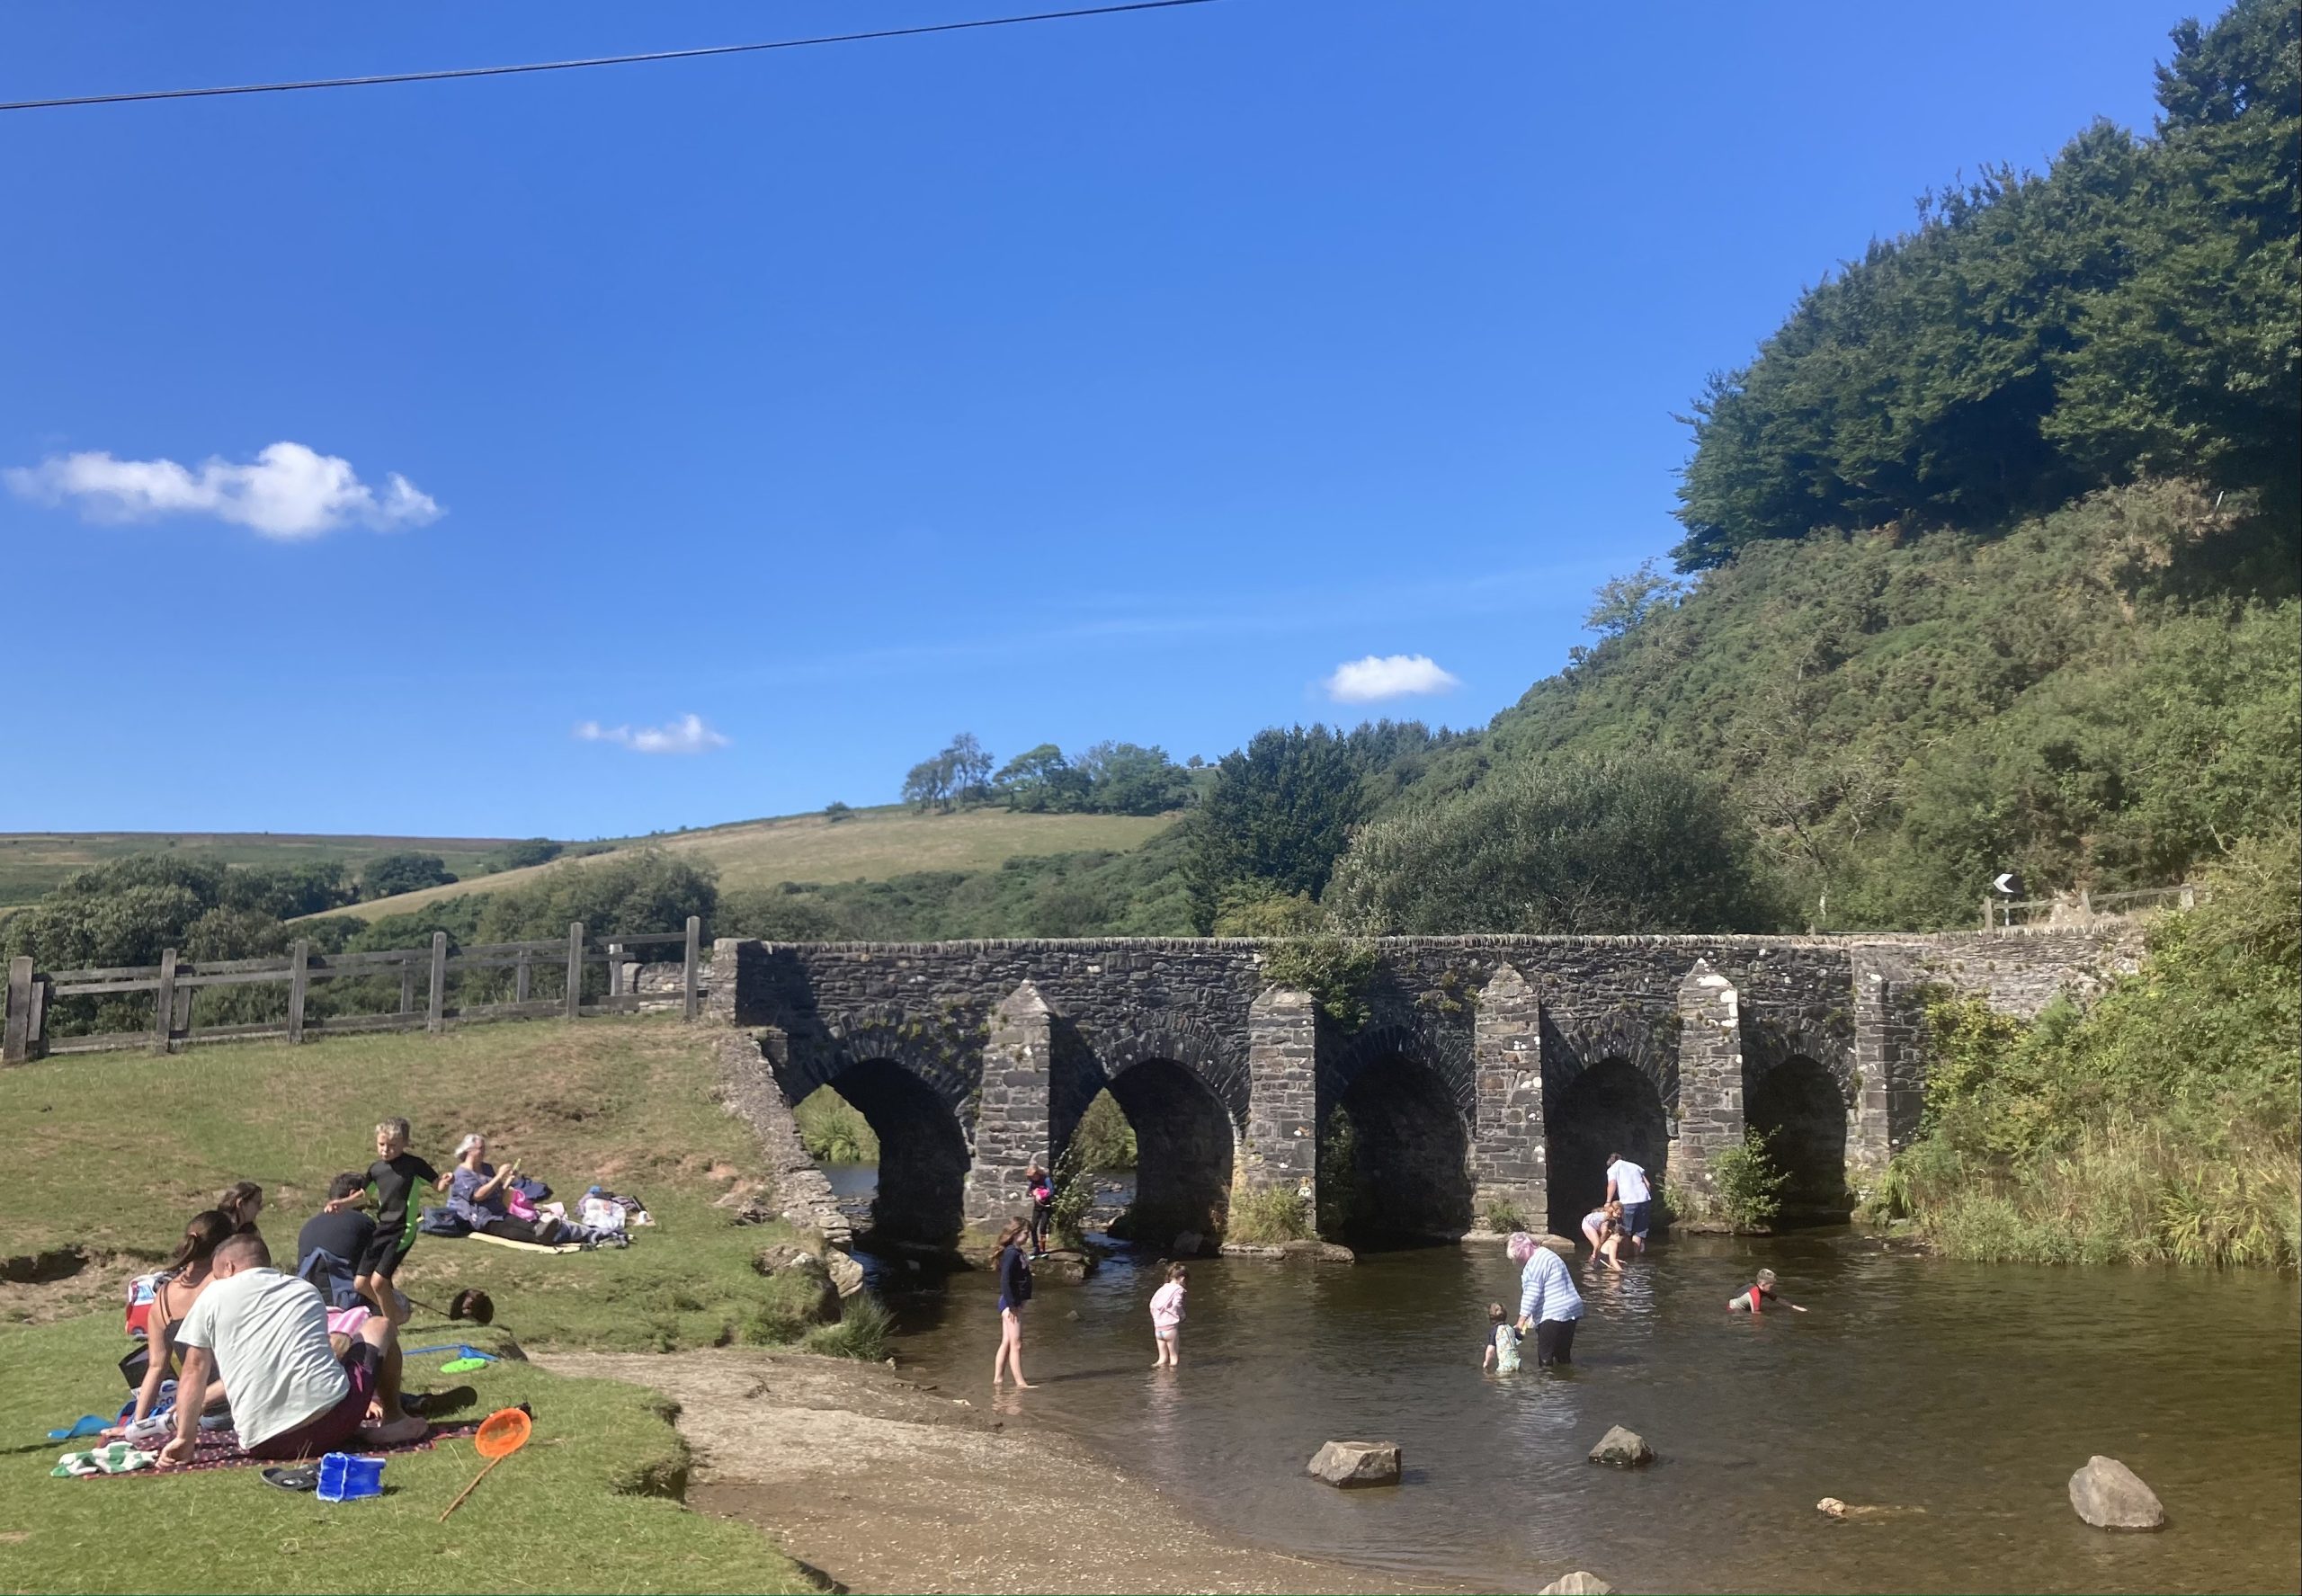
<box><xmin>447</xmin><ymin>1133</ymin><xmax>626</xmax><ymax>1248</ymax></box>
<box><xmin>159</xmin><ymin>1232</ymin><xmax>429</xmax><ymax>1466</ymax></box>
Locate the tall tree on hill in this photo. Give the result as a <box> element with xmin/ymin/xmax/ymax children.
<box><xmin>1673</xmin><ymin>0</ymin><xmax>2300</xmax><ymax>568</ymax></box>
<box><xmin>1184</xmin><ymin>726</ymin><xmax>1372</xmax><ymax>931</ymax></box>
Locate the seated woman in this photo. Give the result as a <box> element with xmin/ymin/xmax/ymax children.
<box><xmin>216</xmin><ymin>1181</ymin><xmax>263</xmax><ymax>1236</ymax></box>
<box><xmin>115</xmin><ymin>1210</ymin><xmax>235</xmax><ymax>1436</ymax></box>
<box><xmin>448</xmin><ymin>1134</ymin><xmax>623</xmax><ymax>1247</ymax></box>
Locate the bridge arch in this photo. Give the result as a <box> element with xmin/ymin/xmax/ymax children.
<box><xmin>1745</xmin><ymin>1053</ymin><xmax>1851</xmax><ymax>1220</ymax></box>
<box><xmin>1543</xmin><ymin>1012</ymin><xmax>1675</xmax><ymax>1237</ymax></box>
<box><xmin>1066</xmin><ymin>1019</ymin><xmax>1245</xmax><ymax>1246</ymax></box>
<box><xmin>788</xmin><ymin>1008</ymin><xmax>978</xmax><ymax>1247</ymax></box>
<box><xmin>1322</xmin><ymin>1025</ymin><xmax>1475</xmax><ymax>1246</ymax></box>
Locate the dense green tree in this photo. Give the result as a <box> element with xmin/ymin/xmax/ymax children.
<box><xmin>994</xmin><ymin>744</ymin><xmax>1091</xmax><ymax>813</ymax></box>
<box><xmin>361</xmin><ymin>852</ymin><xmax>456</xmax><ymax>900</ymax></box>
<box><xmin>1074</xmin><ymin>741</ymin><xmax>1192</xmax><ymax>816</ymax></box>
<box><xmin>485</xmin><ymin>839</ymin><xmax>563</xmax><ymax>873</ymax></box>
<box><xmin>472</xmin><ymin>850</ymin><xmax>718</xmax><ymax>942</ymax></box>
<box><xmin>1325</xmin><ymin>753</ymin><xmax>1777</xmax><ymax>935</ymax></box>
<box><xmin>1673</xmin><ymin>0</ymin><xmax>2299</xmax><ymax>568</ymax></box>
<box><xmin>1184</xmin><ymin>726</ymin><xmax>1372</xmax><ymax>930</ymax></box>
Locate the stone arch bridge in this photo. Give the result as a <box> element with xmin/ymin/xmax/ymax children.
<box><xmin>707</xmin><ymin>930</ymin><xmax>2132</xmax><ymax>1246</ymax></box>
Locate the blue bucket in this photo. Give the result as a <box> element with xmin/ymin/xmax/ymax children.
<box><xmin>316</xmin><ymin>1452</ymin><xmax>385</xmax><ymax>1502</ymax></box>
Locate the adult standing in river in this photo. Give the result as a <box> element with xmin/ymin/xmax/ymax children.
<box><xmin>1604</xmin><ymin>1151</ymin><xmax>1653</xmax><ymax>1254</ymax></box>
<box><xmin>1507</xmin><ymin>1232</ymin><xmax>1584</xmax><ymax>1368</ymax></box>
<box><xmin>991</xmin><ymin>1217</ymin><xmax>1036</xmax><ymax>1390</ymax></box>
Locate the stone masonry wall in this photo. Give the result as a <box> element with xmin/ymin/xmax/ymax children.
<box><xmin>708</xmin><ymin>928</ymin><xmax>2134</xmax><ymax>1239</ymax></box>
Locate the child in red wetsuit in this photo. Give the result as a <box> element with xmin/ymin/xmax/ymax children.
<box><xmin>1727</xmin><ymin>1267</ymin><xmax>1807</xmax><ymax>1314</ymax></box>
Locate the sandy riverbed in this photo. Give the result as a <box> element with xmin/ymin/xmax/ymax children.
<box><xmin>539</xmin><ymin>1348</ymin><xmax>1469</xmax><ymax>1596</ymax></box>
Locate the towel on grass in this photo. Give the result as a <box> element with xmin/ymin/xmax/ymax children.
<box><xmin>59</xmin><ymin>1420</ymin><xmax>480</xmax><ymax>1479</ymax></box>
<box><xmin>466</xmin><ymin>1232</ymin><xmax>584</xmax><ymax>1255</ymax></box>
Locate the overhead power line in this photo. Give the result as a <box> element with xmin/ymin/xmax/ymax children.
<box><xmin>0</xmin><ymin>0</ymin><xmax>1221</xmax><ymax>114</ymax></box>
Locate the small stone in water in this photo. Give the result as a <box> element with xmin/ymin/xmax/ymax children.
<box><xmin>2068</xmin><ymin>1456</ymin><xmax>2166</xmax><ymax>1531</ymax></box>
<box><xmin>1587</xmin><ymin>1425</ymin><xmax>1655</xmax><ymax>1467</ymax></box>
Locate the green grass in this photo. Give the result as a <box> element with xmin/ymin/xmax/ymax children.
<box><xmin>0</xmin><ymin>1018</ymin><xmax>861</xmax><ymax>1592</ymax></box>
<box><xmin>0</xmin><ymin>1019</ymin><xmax>825</xmax><ymax>1351</ymax></box>
<box><xmin>0</xmin><ymin>1313</ymin><xmax>811</xmax><ymax>1594</ymax></box>
<box><xmin>0</xmin><ymin>831</ymin><xmax>524</xmax><ymax>910</ymax></box>
<box><xmin>323</xmin><ymin>804</ymin><xmax>1178</xmax><ymax>923</ymax></box>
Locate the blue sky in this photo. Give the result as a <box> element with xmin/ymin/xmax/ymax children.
<box><xmin>1</xmin><ymin>0</ymin><xmax>2181</xmax><ymax>838</ymax></box>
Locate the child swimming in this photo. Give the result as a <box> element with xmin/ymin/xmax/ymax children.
<box><xmin>1727</xmin><ymin>1267</ymin><xmax>1808</xmax><ymax>1314</ymax></box>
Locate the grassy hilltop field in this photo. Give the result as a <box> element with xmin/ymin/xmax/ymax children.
<box><xmin>0</xmin><ymin>832</ymin><xmax>522</xmax><ymax>911</ymax></box>
<box><xmin>324</xmin><ymin>804</ymin><xmax>1176</xmax><ymax>923</ymax></box>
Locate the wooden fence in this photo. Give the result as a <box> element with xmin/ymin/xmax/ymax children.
<box><xmin>1980</xmin><ymin>883</ymin><xmax>2199</xmax><ymax>933</ymax></box>
<box><xmin>2</xmin><ymin>918</ymin><xmax>705</xmax><ymax>1064</ymax></box>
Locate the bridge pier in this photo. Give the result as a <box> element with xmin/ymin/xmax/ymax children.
<box><xmin>964</xmin><ymin>982</ymin><xmax>1054</xmax><ymax>1231</ymax></box>
<box><xmin>1673</xmin><ymin>958</ymin><xmax>1745</xmax><ymax>1202</ymax></box>
<box><xmin>1470</xmin><ymin>964</ymin><xmax>1546</xmax><ymax>1233</ymax></box>
<box><xmin>1239</xmin><ymin>985</ymin><xmax>1318</xmax><ymax>1226</ymax></box>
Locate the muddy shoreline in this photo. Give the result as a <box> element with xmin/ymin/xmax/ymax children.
<box><xmin>539</xmin><ymin>1348</ymin><xmax>1472</xmax><ymax>1596</ymax></box>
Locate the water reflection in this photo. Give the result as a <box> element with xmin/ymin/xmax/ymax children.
<box><xmin>870</xmin><ymin>1231</ymin><xmax>2302</xmax><ymax>1594</ymax></box>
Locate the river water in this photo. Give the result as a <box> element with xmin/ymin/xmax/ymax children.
<box><xmin>830</xmin><ymin>1175</ymin><xmax>2301</xmax><ymax>1595</ymax></box>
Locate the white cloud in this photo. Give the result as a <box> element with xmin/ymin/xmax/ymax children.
<box><xmin>576</xmin><ymin>713</ymin><xmax>730</xmax><ymax>755</ymax></box>
<box><xmin>4</xmin><ymin>441</ymin><xmax>441</xmax><ymax>539</ymax></box>
<box><xmin>1323</xmin><ymin>654</ymin><xmax>1463</xmax><ymax>703</ymax></box>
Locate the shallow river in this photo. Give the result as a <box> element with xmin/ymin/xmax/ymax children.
<box><xmin>843</xmin><ymin>1190</ymin><xmax>2301</xmax><ymax>1594</ymax></box>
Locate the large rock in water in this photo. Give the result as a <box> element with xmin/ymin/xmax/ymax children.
<box><xmin>2069</xmin><ymin>1456</ymin><xmax>2166</xmax><ymax>1530</ymax></box>
<box><xmin>1538</xmin><ymin>1574</ymin><xmax>1614</xmax><ymax>1595</ymax></box>
<box><xmin>1587</xmin><ymin>1426</ymin><xmax>1655</xmax><ymax>1467</ymax></box>
<box><xmin>1307</xmin><ymin>1440</ymin><xmax>1402</xmax><ymax>1488</ymax></box>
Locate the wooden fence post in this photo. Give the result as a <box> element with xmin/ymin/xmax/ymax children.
<box><xmin>682</xmin><ymin>916</ymin><xmax>701</xmax><ymax>1022</ymax></box>
<box><xmin>515</xmin><ymin>951</ymin><xmax>532</xmax><ymax>1004</ymax></box>
<box><xmin>427</xmin><ymin>933</ymin><xmax>448</xmax><ymax>1034</ymax></box>
<box><xmin>287</xmin><ymin>939</ymin><xmax>310</xmax><ymax>1043</ymax></box>
<box><xmin>153</xmin><ymin>950</ymin><xmax>179</xmax><ymax>1054</ymax></box>
<box><xmin>607</xmin><ymin>944</ymin><xmax>626</xmax><ymax>998</ymax></box>
<box><xmin>399</xmin><ymin>958</ymin><xmax>415</xmax><ymax>1016</ymax></box>
<box><xmin>3</xmin><ymin>956</ymin><xmax>31</xmax><ymax>1065</ymax></box>
<box><xmin>565</xmin><ymin>923</ymin><xmax>584</xmax><ymax>1021</ymax></box>
<box><xmin>1980</xmin><ymin>896</ymin><xmax>1994</xmax><ymax>932</ymax></box>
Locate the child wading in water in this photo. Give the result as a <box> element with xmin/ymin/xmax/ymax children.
<box><xmin>1728</xmin><ymin>1267</ymin><xmax>1808</xmax><ymax>1314</ymax></box>
<box><xmin>1481</xmin><ymin>1302</ymin><xmax>1521</xmax><ymax>1372</ymax></box>
<box><xmin>1148</xmin><ymin>1262</ymin><xmax>1187</xmax><ymax>1368</ymax></box>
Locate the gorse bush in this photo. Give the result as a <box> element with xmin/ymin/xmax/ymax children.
<box><xmin>1883</xmin><ymin>833</ymin><xmax>2301</xmax><ymax>1267</ymax></box>
<box><xmin>1325</xmin><ymin>753</ymin><xmax>1777</xmax><ymax>935</ymax></box>
<box><xmin>1227</xmin><ymin>1186</ymin><xmax>1312</xmax><ymax>1244</ymax></box>
<box><xmin>1261</xmin><ymin>935</ymin><xmax>1379</xmax><ymax>1031</ymax></box>
<box><xmin>1711</xmin><ymin>1131</ymin><xmax>1790</xmax><ymax>1231</ymax></box>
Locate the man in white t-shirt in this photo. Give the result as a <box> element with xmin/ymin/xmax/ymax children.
<box><xmin>161</xmin><ymin>1232</ymin><xmax>427</xmax><ymax>1465</ymax></box>
<box><xmin>1605</xmin><ymin>1152</ymin><xmax>1654</xmax><ymax>1253</ymax></box>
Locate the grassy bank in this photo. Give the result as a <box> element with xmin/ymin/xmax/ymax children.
<box><xmin>0</xmin><ymin>1314</ymin><xmax>812</xmax><ymax>1593</ymax></box>
<box><xmin>1873</xmin><ymin>835</ymin><xmax>2301</xmax><ymax>1267</ymax></box>
<box><xmin>0</xmin><ymin>1018</ymin><xmax>853</xmax><ymax>1351</ymax></box>
<box><xmin>0</xmin><ymin>1017</ymin><xmax>891</xmax><ymax>1592</ymax></box>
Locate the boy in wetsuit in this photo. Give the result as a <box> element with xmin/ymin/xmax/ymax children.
<box><xmin>326</xmin><ymin>1118</ymin><xmax>448</xmax><ymax>1325</ymax></box>
<box><xmin>1727</xmin><ymin>1266</ymin><xmax>1808</xmax><ymax>1314</ymax></box>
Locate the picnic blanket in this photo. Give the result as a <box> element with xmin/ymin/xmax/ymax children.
<box><xmin>466</xmin><ymin>1232</ymin><xmax>584</xmax><ymax>1255</ymax></box>
<box><xmin>59</xmin><ymin>1419</ymin><xmax>481</xmax><ymax>1479</ymax></box>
